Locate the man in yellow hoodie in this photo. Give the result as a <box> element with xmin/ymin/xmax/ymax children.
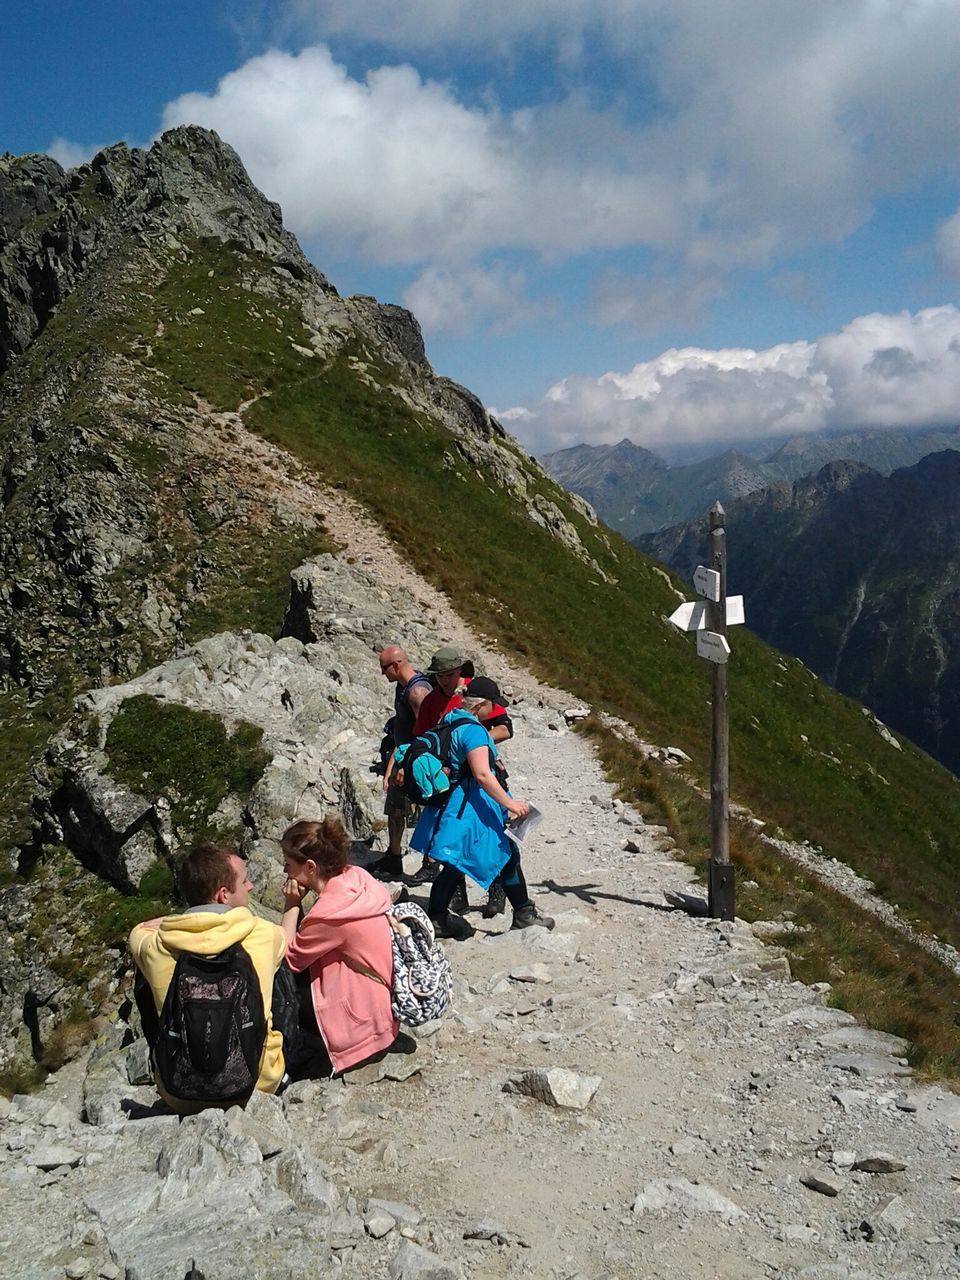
<box><xmin>129</xmin><ymin>844</ymin><xmax>287</xmax><ymax>1112</ymax></box>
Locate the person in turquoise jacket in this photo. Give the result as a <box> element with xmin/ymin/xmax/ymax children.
<box><xmin>409</xmin><ymin>676</ymin><xmax>555</xmax><ymax>940</ymax></box>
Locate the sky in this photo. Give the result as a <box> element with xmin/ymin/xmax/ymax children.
<box><xmin>3</xmin><ymin>0</ymin><xmax>960</xmax><ymax>460</ymax></box>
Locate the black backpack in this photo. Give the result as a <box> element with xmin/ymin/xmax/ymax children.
<box><xmin>397</xmin><ymin>715</ymin><xmax>508</xmax><ymax>810</ymax></box>
<box><xmin>154</xmin><ymin>943</ymin><xmax>266</xmax><ymax>1105</ymax></box>
<box><xmin>396</xmin><ymin>715</ymin><xmax>473</xmax><ymax>808</ymax></box>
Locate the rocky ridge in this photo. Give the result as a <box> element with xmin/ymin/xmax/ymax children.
<box><xmin>0</xmin><ymin>127</ymin><xmax>599</xmax><ymax>699</ymax></box>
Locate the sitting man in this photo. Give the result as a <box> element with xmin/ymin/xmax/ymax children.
<box><xmin>129</xmin><ymin>844</ymin><xmax>287</xmax><ymax>1113</ymax></box>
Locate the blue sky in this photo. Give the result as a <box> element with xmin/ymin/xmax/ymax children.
<box><xmin>4</xmin><ymin>0</ymin><xmax>960</xmax><ymax>458</ymax></box>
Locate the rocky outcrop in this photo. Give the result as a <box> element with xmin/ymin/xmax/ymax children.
<box><xmin>30</xmin><ymin>559</ymin><xmax>425</xmax><ymax>914</ymax></box>
<box><xmin>0</xmin><ymin>127</ymin><xmax>594</xmax><ymax>703</ymax></box>
<box><xmin>0</xmin><ymin>129</ymin><xmax>329</xmax><ymax>372</ymax></box>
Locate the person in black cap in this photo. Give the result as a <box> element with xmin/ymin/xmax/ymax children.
<box><xmin>408</xmin><ymin>676</ymin><xmax>554</xmax><ymax>940</ymax></box>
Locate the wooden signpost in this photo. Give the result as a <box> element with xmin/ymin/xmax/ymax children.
<box><xmin>668</xmin><ymin>501</ymin><xmax>744</xmax><ymax>920</ymax></box>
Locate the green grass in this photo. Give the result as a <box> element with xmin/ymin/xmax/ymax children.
<box><xmin>182</xmin><ymin>520</ymin><xmax>336</xmax><ymax>642</ymax></box>
<box><xmin>104</xmin><ymin>695</ymin><xmax>269</xmax><ymax>844</ymax></box>
<box><xmin>0</xmin><ymin>689</ymin><xmax>74</xmax><ymax>873</ymax></box>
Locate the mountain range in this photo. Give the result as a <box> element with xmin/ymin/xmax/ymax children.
<box><xmin>541</xmin><ymin>427</ymin><xmax>960</xmax><ymax>538</ymax></box>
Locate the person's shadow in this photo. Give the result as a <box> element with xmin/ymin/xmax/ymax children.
<box><xmin>534</xmin><ymin>877</ymin><xmax>679</xmax><ymax>913</ymax></box>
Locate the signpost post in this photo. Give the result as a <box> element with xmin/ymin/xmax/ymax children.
<box><xmin>705</xmin><ymin>502</ymin><xmax>734</xmax><ymax>920</ymax></box>
<box><xmin>667</xmin><ymin>501</ymin><xmax>742</xmax><ymax>921</ymax></box>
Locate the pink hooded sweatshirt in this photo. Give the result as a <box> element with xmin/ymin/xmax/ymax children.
<box><xmin>284</xmin><ymin>864</ymin><xmax>398</xmax><ymax>1073</ymax></box>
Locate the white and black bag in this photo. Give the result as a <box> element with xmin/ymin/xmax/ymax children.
<box><xmin>386</xmin><ymin>901</ymin><xmax>454</xmax><ymax>1027</ymax></box>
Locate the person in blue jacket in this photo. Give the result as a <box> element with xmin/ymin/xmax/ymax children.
<box><xmin>409</xmin><ymin>676</ymin><xmax>555</xmax><ymax>940</ymax></box>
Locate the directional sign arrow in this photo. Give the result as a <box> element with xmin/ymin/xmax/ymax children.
<box><xmin>693</xmin><ymin>564</ymin><xmax>721</xmax><ymax>602</ymax></box>
<box><xmin>697</xmin><ymin>630</ymin><xmax>730</xmax><ymax>664</ymax></box>
<box><xmin>668</xmin><ymin>600</ymin><xmax>707</xmax><ymax>631</ymax></box>
<box><xmin>669</xmin><ymin>596</ymin><xmax>745</xmax><ymax>631</ymax></box>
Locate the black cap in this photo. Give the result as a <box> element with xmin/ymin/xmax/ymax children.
<box><xmin>464</xmin><ymin>676</ymin><xmax>500</xmax><ymax>702</ymax></box>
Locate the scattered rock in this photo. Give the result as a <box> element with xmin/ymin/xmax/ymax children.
<box><xmin>852</xmin><ymin>1151</ymin><xmax>907</xmax><ymax>1174</ymax></box>
<box><xmin>801</xmin><ymin>1170</ymin><xmax>842</xmax><ymax>1197</ymax></box>
<box><xmin>503</xmin><ymin>1067</ymin><xmax>601</xmax><ymax>1110</ymax></box>
<box><xmin>24</xmin><ymin>1145</ymin><xmax>83</xmax><ymax>1170</ymax></box>
<box><xmin>388</xmin><ymin>1239</ymin><xmax>456</xmax><ymax>1280</ymax></box>
<box><xmin>860</xmin><ymin>1195</ymin><xmax>914</xmax><ymax>1240</ymax></box>
<box><xmin>632</xmin><ymin>1177</ymin><xmax>746</xmax><ymax>1223</ymax></box>
<box><xmin>509</xmin><ymin>964</ymin><xmax>553</xmax><ymax>983</ymax></box>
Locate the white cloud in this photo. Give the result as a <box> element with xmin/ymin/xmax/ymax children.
<box><xmin>162</xmin><ymin>0</ymin><xmax>960</xmax><ymax>277</ymax></box>
<box><xmin>161</xmin><ymin>46</ymin><xmax>679</xmax><ymax>265</ymax></box>
<box><xmin>277</xmin><ymin>2</ymin><xmax>960</xmax><ymax>261</ymax></box>
<box><xmin>46</xmin><ymin>137</ymin><xmax>105</xmax><ymax>169</ymax></box>
<box><xmin>935</xmin><ymin>210</ymin><xmax>960</xmax><ymax>276</ymax></box>
<box><xmin>401</xmin><ymin>262</ymin><xmax>547</xmax><ymax>336</ymax></box>
<box><xmin>503</xmin><ymin>305</ymin><xmax>960</xmax><ymax>454</ymax></box>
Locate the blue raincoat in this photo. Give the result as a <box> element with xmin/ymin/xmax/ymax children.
<box><xmin>409</xmin><ymin>711</ymin><xmax>512</xmax><ymax>890</ymax></box>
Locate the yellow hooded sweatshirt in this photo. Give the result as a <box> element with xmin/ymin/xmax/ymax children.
<box><xmin>129</xmin><ymin>907</ymin><xmax>286</xmax><ymax>1111</ymax></box>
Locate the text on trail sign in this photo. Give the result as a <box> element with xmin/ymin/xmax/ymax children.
<box><xmin>696</xmin><ymin>630</ymin><xmax>730</xmax><ymax>664</ymax></box>
<box><xmin>693</xmin><ymin>564</ymin><xmax>720</xmax><ymax>601</ymax></box>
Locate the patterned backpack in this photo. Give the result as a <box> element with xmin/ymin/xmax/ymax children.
<box><xmin>386</xmin><ymin>901</ymin><xmax>454</xmax><ymax>1026</ymax></box>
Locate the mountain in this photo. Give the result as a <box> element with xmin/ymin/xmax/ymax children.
<box><xmin>3</xmin><ymin>128</ymin><xmax>960</xmax><ymax>1101</ymax></box>
<box><xmin>540</xmin><ymin>440</ymin><xmax>777</xmax><ymax>536</ymax></box>
<box><xmin>543</xmin><ymin>427</ymin><xmax>960</xmax><ymax>538</ymax></box>
<box><xmin>538</xmin><ymin>438</ymin><xmax>667</xmax><ymax>532</ymax></box>
<box><xmin>639</xmin><ymin>454</ymin><xmax>960</xmax><ymax>774</ymax></box>
<box><xmin>764</xmin><ymin>425</ymin><xmax>960</xmax><ymax>482</ymax></box>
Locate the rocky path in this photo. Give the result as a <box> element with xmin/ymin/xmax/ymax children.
<box><xmin>5</xmin><ymin>702</ymin><xmax>960</xmax><ymax>1279</ymax></box>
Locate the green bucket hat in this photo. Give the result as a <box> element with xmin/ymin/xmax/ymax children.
<box><xmin>427</xmin><ymin>645</ymin><xmax>465</xmax><ymax>674</ymax></box>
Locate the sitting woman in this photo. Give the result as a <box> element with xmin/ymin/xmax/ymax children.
<box><xmin>410</xmin><ymin>676</ymin><xmax>554</xmax><ymax>941</ymax></box>
<box><xmin>280</xmin><ymin>817</ymin><xmax>404</xmax><ymax>1077</ymax></box>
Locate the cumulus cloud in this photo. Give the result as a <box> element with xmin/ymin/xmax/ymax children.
<box><xmin>161</xmin><ymin>46</ymin><xmax>679</xmax><ymax>264</ymax></box>
<box><xmin>46</xmin><ymin>137</ymin><xmax>106</xmax><ymax>169</ymax></box>
<box><xmin>501</xmin><ymin>306</ymin><xmax>960</xmax><ymax>455</ymax></box>
<box><xmin>401</xmin><ymin>262</ymin><xmax>548</xmax><ymax>336</ymax></box>
<box><xmin>162</xmin><ymin>0</ymin><xmax>960</xmax><ymax>277</ymax></box>
<box><xmin>935</xmin><ymin>210</ymin><xmax>960</xmax><ymax>276</ymax></box>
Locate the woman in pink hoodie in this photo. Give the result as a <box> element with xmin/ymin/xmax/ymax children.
<box><xmin>280</xmin><ymin>817</ymin><xmax>400</xmax><ymax>1075</ymax></box>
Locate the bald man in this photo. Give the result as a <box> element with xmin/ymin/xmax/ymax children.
<box><xmin>371</xmin><ymin>645</ymin><xmax>432</xmax><ymax>880</ymax></box>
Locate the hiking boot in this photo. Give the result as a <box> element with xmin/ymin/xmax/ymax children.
<box><xmin>430</xmin><ymin>910</ymin><xmax>475</xmax><ymax>941</ymax></box>
<box><xmin>387</xmin><ymin>1031</ymin><xmax>418</xmax><ymax>1055</ymax></box>
<box><xmin>448</xmin><ymin>874</ymin><xmax>470</xmax><ymax>915</ymax></box>
<box><xmin>407</xmin><ymin>858</ymin><xmax>439</xmax><ymax>885</ymax></box>
<box><xmin>481</xmin><ymin>879</ymin><xmax>507</xmax><ymax>919</ymax></box>
<box><xmin>368</xmin><ymin>853</ymin><xmax>405</xmax><ymax>881</ymax></box>
<box><xmin>511</xmin><ymin>903</ymin><xmax>555</xmax><ymax>931</ymax></box>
